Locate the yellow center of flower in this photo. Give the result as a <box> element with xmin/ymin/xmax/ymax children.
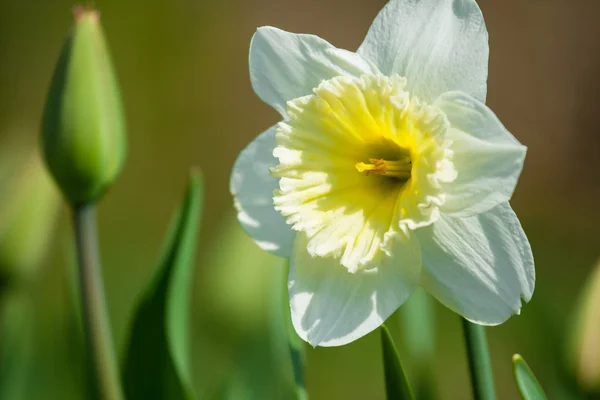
<box><xmin>271</xmin><ymin>74</ymin><xmax>456</xmax><ymax>272</ymax></box>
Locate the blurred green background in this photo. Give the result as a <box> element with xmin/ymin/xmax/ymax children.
<box><xmin>0</xmin><ymin>0</ymin><xmax>599</xmax><ymax>399</ymax></box>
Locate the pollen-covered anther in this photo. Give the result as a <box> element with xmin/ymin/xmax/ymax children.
<box><xmin>355</xmin><ymin>157</ymin><xmax>411</xmax><ymax>180</ymax></box>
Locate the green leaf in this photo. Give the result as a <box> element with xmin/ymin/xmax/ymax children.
<box><xmin>512</xmin><ymin>354</ymin><xmax>547</xmax><ymax>400</ymax></box>
<box><xmin>122</xmin><ymin>171</ymin><xmax>203</xmax><ymax>400</ymax></box>
<box><xmin>380</xmin><ymin>324</ymin><xmax>415</xmax><ymax>400</ymax></box>
<box><xmin>0</xmin><ymin>291</ymin><xmax>35</xmax><ymax>400</ymax></box>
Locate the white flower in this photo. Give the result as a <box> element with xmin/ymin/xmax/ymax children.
<box><xmin>230</xmin><ymin>0</ymin><xmax>535</xmax><ymax>347</ymax></box>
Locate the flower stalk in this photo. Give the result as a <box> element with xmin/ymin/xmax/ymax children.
<box><xmin>462</xmin><ymin>319</ymin><xmax>496</xmax><ymax>400</ymax></box>
<box><xmin>41</xmin><ymin>5</ymin><xmax>125</xmax><ymax>398</ymax></box>
<box><xmin>274</xmin><ymin>262</ymin><xmax>307</xmax><ymax>400</ymax></box>
<box><xmin>73</xmin><ymin>205</ymin><xmax>123</xmax><ymax>400</ymax></box>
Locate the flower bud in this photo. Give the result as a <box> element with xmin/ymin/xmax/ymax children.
<box><xmin>567</xmin><ymin>258</ymin><xmax>600</xmax><ymax>395</ymax></box>
<box><xmin>0</xmin><ymin>152</ymin><xmax>61</xmax><ymax>284</ymax></box>
<box><xmin>41</xmin><ymin>7</ymin><xmax>126</xmax><ymax>205</ymax></box>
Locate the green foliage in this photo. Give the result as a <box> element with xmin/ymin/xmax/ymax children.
<box><xmin>122</xmin><ymin>171</ymin><xmax>203</xmax><ymax>400</ymax></box>
<box><xmin>0</xmin><ymin>153</ymin><xmax>60</xmax><ymax>283</ymax></box>
<box><xmin>380</xmin><ymin>325</ymin><xmax>415</xmax><ymax>400</ymax></box>
<box><xmin>513</xmin><ymin>354</ymin><xmax>547</xmax><ymax>400</ymax></box>
<box><xmin>0</xmin><ymin>291</ymin><xmax>35</xmax><ymax>400</ymax></box>
<box><xmin>566</xmin><ymin>259</ymin><xmax>600</xmax><ymax>395</ymax></box>
<box><xmin>41</xmin><ymin>7</ymin><xmax>126</xmax><ymax>205</ymax></box>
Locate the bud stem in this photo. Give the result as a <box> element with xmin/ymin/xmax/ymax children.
<box><xmin>462</xmin><ymin>318</ymin><xmax>496</xmax><ymax>400</ymax></box>
<box><xmin>73</xmin><ymin>205</ymin><xmax>123</xmax><ymax>400</ymax></box>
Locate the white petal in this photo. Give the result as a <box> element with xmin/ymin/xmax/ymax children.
<box><xmin>250</xmin><ymin>26</ymin><xmax>379</xmax><ymax>115</ymax></box>
<box><xmin>417</xmin><ymin>203</ymin><xmax>535</xmax><ymax>325</ymax></box>
<box><xmin>435</xmin><ymin>91</ymin><xmax>527</xmax><ymax>217</ymax></box>
<box><xmin>230</xmin><ymin>126</ymin><xmax>295</xmax><ymax>257</ymax></box>
<box><xmin>357</xmin><ymin>0</ymin><xmax>488</xmax><ymax>103</ymax></box>
<box><xmin>289</xmin><ymin>232</ymin><xmax>421</xmax><ymax>347</ymax></box>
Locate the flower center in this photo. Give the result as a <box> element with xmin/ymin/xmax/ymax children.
<box><xmin>271</xmin><ymin>73</ymin><xmax>455</xmax><ymax>272</ymax></box>
<box><xmin>355</xmin><ymin>157</ymin><xmax>411</xmax><ymax>180</ymax></box>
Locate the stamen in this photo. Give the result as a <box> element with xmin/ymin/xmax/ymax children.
<box><xmin>355</xmin><ymin>157</ymin><xmax>411</xmax><ymax>180</ymax></box>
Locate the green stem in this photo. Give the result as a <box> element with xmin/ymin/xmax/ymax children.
<box><xmin>462</xmin><ymin>319</ymin><xmax>495</xmax><ymax>400</ymax></box>
<box><xmin>276</xmin><ymin>262</ymin><xmax>307</xmax><ymax>400</ymax></box>
<box><xmin>73</xmin><ymin>205</ymin><xmax>123</xmax><ymax>400</ymax></box>
<box><xmin>284</xmin><ymin>281</ymin><xmax>308</xmax><ymax>400</ymax></box>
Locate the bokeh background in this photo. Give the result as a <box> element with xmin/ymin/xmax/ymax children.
<box><xmin>0</xmin><ymin>0</ymin><xmax>599</xmax><ymax>399</ymax></box>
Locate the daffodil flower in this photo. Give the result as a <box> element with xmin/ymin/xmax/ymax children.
<box><xmin>231</xmin><ymin>0</ymin><xmax>535</xmax><ymax>347</ymax></box>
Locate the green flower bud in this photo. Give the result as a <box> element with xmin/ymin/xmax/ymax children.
<box><xmin>567</xmin><ymin>259</ymin><xmax>600</xmax><ymax>395</ymax></box>
<box><xmin>0</xmin><ymin>151</ymin><xmax>61</xmax><ymax>284</ymax></box>
<box><xmin>41</xmin><ymin>7</ymin><xmax>126</xmax><ymax>205</ymax></box>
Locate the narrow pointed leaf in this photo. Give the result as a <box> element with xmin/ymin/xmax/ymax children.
<box><xmin>380</xmin><ymin>325</ymin><xmax>415</xmax><ymax>400</ymax></box>
<box><xmin>122</xmin><ymin>171</ymin><xmax>203</xmax><ymax>399</ymax></box>
<box><xmin>513</xmin><ymin>354</ymin><xmax>547</xmax><ymax>400</ymax></box>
